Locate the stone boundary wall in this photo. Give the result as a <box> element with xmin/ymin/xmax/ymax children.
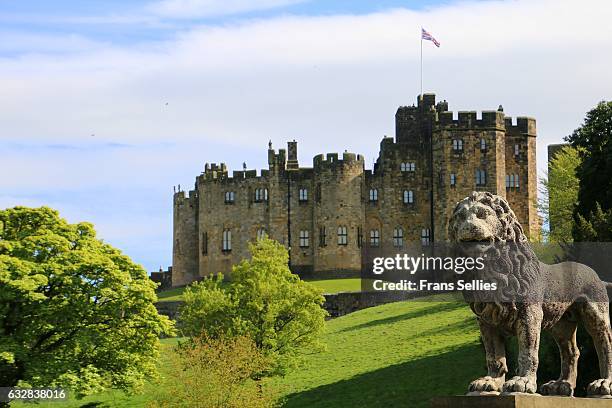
<box><xmin>155</xmin><ymin>291</ymin><xmax>421</xmax><ymax>321</ymax></box>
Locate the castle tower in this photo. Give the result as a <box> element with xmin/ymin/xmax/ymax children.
<box><xmin>504</xmin><ymin>116</ymin><xmax>538</xmax><ymax>239</ymax></box>
<box><xmin>172</xmin><ymin>190</ymin><xmax>199</xmax><ymax>286</ymax></box>
<box><xmin>170</xmin><ymin>94</ymin><xmax>539</xmax><ymax>287</ymax></box>
<box><xmin>312</xmin><ymin>152</ymin><xmax>365</xmax><ymax>275</ymax></box>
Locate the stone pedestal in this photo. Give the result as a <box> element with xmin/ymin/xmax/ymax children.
<box><xmin>431</xmin><ymin>395</ymin><xmax>612</xmax><ymax>408</ymax></box>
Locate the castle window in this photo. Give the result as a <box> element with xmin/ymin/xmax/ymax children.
<box><xmin>452</xmin><ymin>139</ymin><xmax>463</xmax><ymax>152</ymax></box>
<box><xmin>256</xmin><ymin>228</ymin><xmax>266</xmax><ymax>240</ymax></box>
<box><xmin>450</xmin><ymin>173</ymin><xmax>457</xmax><ymax>187</ymax></box>
<box><xmin>299</xmin><ymin>188</ymin><xmax>308</xmax><ymax>202</ymax></box>
<box><xmin>506</xmin><ymin>174</ymin><xmax>520</xmax><ymax>189</ymax></box>
<box><xmin>514</xmin><ymin>144</ymin><xmax>520</xmax><ymax>157</ymax></box>
<box><xmin>403</xmin><ymin>190</ymin><xmax>414</xmax><ymax>204</ymax></box>
<box><xmin>369</xmin><ymin>189</ymin><xmax>378</xmax><ymax>202</ymax></box>
<box><xmin>319</xmin><ymin>226</ymin><xmax>327</xmax><ymax>247</ymax></box>
<box><xmin>299</xmin><ymin>230</ymin><xmax>309</xmax><ymax>248</ymax></box>
<box><xmin>475</xmin><ymin>169</ymin><xmax>487</xmax><ymax>186</ymax></box>
<box><xmin>421</xmin><ymin>229</ymin><xmax>431</xmax><ymax>246</ymax></box>
<box><xmin>370</xmin><ymin>229</ymin><xmax>380</xmax><ymax>247</ymax></box>
<box><xmin>224</xmin><ymin>191</ymin><xmax>235</xmax><ymax>204</ymax></box>
<box><xmin>202</xmin><ymin>232</ymin><xmax>208</xmax><ymax>255</ymax></box>
<box><xmin>337</xmin><ymin>226</ymin><xmax>348</xmax><ymax>246</ymax></box>
<box><xmin>480</xmin><ymin>138</ymin><xmax>487</xmax><ymax>151</ymax></box>
<box><xmin>393</xmin><ymin>227</ymin><xmax>404</xmax><ymax>248</ymax></box>
<box><xmin>222</xmin><ymin>229</ymin><xmax>232</xmax><ymax>252</ymax></box>
<box><xmin>254</xmin><ymin>188</ymin><xmax>268</xmax><ymax>202</ymax></box>
<box><xmin>357</xmin><ymin>227</ymin><xmax>363</xmax><ymax>248</ymax></box>
<box><xmin>401</xmin><ymin>162</ymin><xmax>416</xmax><ymax>172</ymax></box>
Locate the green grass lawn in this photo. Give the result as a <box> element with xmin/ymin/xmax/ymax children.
<box><xmin>273</xmin><ymin>299</ymin><xmax>482</xmax><ymax>408</ymax></box>
<box><xmin>156</xmin><ymin>278</ymin><xmax>363</xmax><ymax>302</ymax></box>
<box><xmin>10</xmin><ymin>338</ymin><xmax>181</xmax><ymax>408</ymax></box>
<box><xmin>14</xmin><ymin>300</ymin><xmax>483</xmax><ymax>407</ymax></box>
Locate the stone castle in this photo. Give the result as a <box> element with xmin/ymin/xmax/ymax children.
<box><xmin>171</xmin><ymin>93</ymin><xmax>538</xmax><ymax>287</ymax></box>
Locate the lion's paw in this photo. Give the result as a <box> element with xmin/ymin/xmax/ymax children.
<box><xmin>502</xmin><ymin>376</ymin><xmax>537</xmax><ymax>394</ymax></box>
<box><xmin>587</xmin><ymin>378</ymin><xmax>612</xmax><ymax>398</ymax></box>
<box><xmin>468</xmin><ymin>376</ymin><xmax>503</xmax><ymax>393</ymax></box>
<box><xmin>540</xmin><ymin>380</ymin><xmax>573</xmax><ymax>396</ymax></box>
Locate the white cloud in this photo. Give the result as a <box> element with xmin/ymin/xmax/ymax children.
<box><xmin>147</xmin><ymin>0</ymin><xmax>307</xmax><ymax>19</ymax></box>
<box><xmin>1</xmin><ymin>0</ymin><xmax>612</xmax><ymax>269</ymax></box>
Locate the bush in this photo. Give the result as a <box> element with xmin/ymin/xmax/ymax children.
<box><xmin>150</xmin><ymin>335</ymin><xmax>277</xmax><ymax>408</ymax></box>
<box><xmin>178</xmin><ymin>238</ymin><xmax>327</xmax><ymax>376</ymax></box>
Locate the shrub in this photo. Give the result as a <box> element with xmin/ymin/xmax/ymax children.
<box><xmin>178</xmin><ymin>238</ymin><xmax>327</xmax><ymax>376</ymax></box>
<box><xmin>150</xmin><ymin>335</ymin><xmax>277</xmax><ymax>408</ymax></box>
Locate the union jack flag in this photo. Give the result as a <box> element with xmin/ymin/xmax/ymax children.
<box><xmin>421</xmin><ymin>28</ymin><xmax>440</xmax><ymax>47</ymax></box>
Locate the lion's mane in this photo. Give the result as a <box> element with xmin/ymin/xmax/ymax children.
<box><xmin>449</xmin><ymin>192</ymin><xmax>543</xmax><ymax>325</ymax></box>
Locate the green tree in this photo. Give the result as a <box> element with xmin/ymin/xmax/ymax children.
<box><xmin>179</xmin><ymin>237</ymin><xmax>327</xmax><ymax>376</ymax></box>
<box><xmin>574</xmin><ymin>203</ymin><xmax>612</xmax><ymax>242</ymax></box>
<box><xmin>540</xmin><ymin>146</ymin><xmax>580</xmax><ymax>242</ymax></box>
<box><xmin>0</xmin><ymin>207</ymin><xmax>174</xmax><ymax>396</ymax></box>
<box><xmin>565</xmin><ymin>100</ymin><xmax>612</xmax><ymax>240</ymax></box>
<box><xmin>150</xmin><ymin>335</ymin><xmax>277</xmax><ymax>408</ymax></box>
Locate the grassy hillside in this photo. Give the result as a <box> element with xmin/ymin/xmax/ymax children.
<box><xmin>13</xmin><ymin>300</ymin><xmax>483</xmax><ymax>407</ymax></box>
<box><xmin>274</xmin><ymin>300</ymin><xmax>482</xmax><ymax>408</ymax></box>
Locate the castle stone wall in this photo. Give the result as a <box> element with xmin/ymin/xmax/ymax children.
<box><xmin>171</xmin><ymin>94</ymin><xmax>539</xmax><ymax>286</ymax></box>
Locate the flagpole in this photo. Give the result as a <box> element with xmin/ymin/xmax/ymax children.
<box><xmin>420</xmin><ymin>29</ymin><xmax>423</xmax><ymax>99</ymax></box>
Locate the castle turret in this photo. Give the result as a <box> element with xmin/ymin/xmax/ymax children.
<box><xmin>172</xmin><ymin>190</ymin><xmax>199</xmax><ymax>286</ymax></box>
<box><xmin>287</xmin><ymin>140</ymin><xmax>299</xmax><ymax>170</ymax></box>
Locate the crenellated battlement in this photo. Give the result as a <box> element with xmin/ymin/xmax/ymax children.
<box><xmin>198</xmin><ymin>167</ymin><xmax>270</xmax><ymax>184</ymax></box>
<box><xmin>174</xmin><ymin>189</ymin><xmax>198</xmax><ymax>204</ymax></box>
<box><xmin>171</xmin><ymin>93</ymin><xmax>539</xmax><ymax>288</ymax></box>
<box><xmin>505</xmin><ymin>116</ymin><xmax>537</xmax><ymax>136</ymax></box>
<box><xmin>437</xmin><ymin>110</ymin><xmax>505</xmax><ymax>129</ymax></box>
<box><xmin>313</xmin><ymin>152</ymin><xmax>365</xmax><ymax>169</ymax></box>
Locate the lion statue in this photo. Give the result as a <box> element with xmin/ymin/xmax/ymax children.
<box><xmin>448</xmin><ymin>191</ymin><xmax>612</xmax><ymax>397</ymax></box>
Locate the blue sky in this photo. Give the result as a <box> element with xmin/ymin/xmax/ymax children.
<box><xmin>1</xmin><ymin>0</ymin><xmax>611</xmax><ymax>272</ymax></box>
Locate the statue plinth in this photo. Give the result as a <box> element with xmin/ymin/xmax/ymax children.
<box><xmin>431</xmin><ymin>395</ymin><xmax>612</xmax><ymax>408</ymax></box>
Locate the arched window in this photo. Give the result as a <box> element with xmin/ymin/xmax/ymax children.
<box><xmin>452</xmin><ymin>139</ymin><xmax>463</xmax><ymax>151</ymax></box>
<box><xmin>476</xmin><ymin>169</ymin><xmax>487</xmax><ymax>186</ymax></box>
<box><xmin>337</xmin><ymin>226</ymin><xmax>348</xmax><ymax>245</ymax></box>
<box><xmin>393</xmin><ymin>227</ymin><xmax>404</xmax><ymax>247</ymax></box>
<box><xmin>299</xmin><ymin>188</ymin><xmax>308</xmax><ymax>202</ymax></box>
<box><xmin>224</xmin><ymin>191</ymin><xmax>235</xmax><ymax>204</ymax></box>
<box><xmin>480</xmin><ymin>138</ymin><xmax>487</xmax><ymax>151</ymax></box>
<box><xmin>403</xmin><ymin>190</ymin><xmax>414</xmax><ymax>204</ymax></box>
<box><xmin>450</xmin><ymin>173</ymin><xmax>457</xmax><ymax>187</ymax></box>
<box><xmin>254</xmin><ymin>188</ymin><xmax>268</xmax><ymax>202</ymax></box>
<box><xmin>369</xmin><ymin>189</ymin><xmax>378</xmax><ymax>202</ymax></box>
